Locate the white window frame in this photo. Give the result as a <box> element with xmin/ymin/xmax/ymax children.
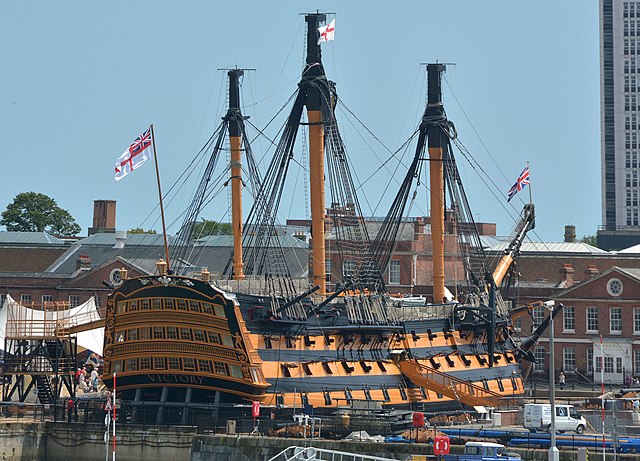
<box><xmin>389</xmin><ymin>260</ymin><xmax>400</xmax><ymax>285</ymax></box>
<box><xmin>563</xmin><ymin>347</ymin><xmax>576</xmax><ymax>373</ymax></box>
<box><xmin>604</xmin><ymin>356</ymin><xmax>614</xmax><ymax>374</ymax></box>
<box><xmin>69</xmin><ymin>295</ymin><xmax>80</xmax><ymax>308</ymax></box>
<box><xmin>587</xmin><ymin>347</ymin><xmax>593</xmax><ymax>373</ymax></box>
<box><xmin>41</xmin><ymin>295</ymin><xmax>53</xmax><ymax>305</ymax></box>
<box><xmin>343</xmin><ymin>260</ymin><xmax>355</xmax><ymax>278</ymax></box>
<box><xmin>586</xmin><ymin>307</ymin><xmax>599</xmax><ymax>333</ymax></box>
<box><xmin>533</xmin><ymin>346</ymin><xmax>546</xmax><ymax>372</ymax></box>
<box><xmin>532</xmin><ymin>307</ymin><xmax>545</xmax><ymax>328</ymax></box>
<box><xmin>563</xmin><ymin>306</ymin><xmax>575</xmax><ymax>333</ymax></box>
<box><xmin>635</xmin><ymin>349</ymin><xmax>640</xmax><ymax>375</ymax></box>
<box><xmin>325</xmin><ymin>258</ymin><xmax>332</xmax><ymax>282</ymax></box>
<box><xmin>635</xmin><ymin>308</ymin><xmax>640</xmax><ymax>334</ymax></box>
<box><xmin>513</xmin><ymin>317</ymin><xmax>522</xmax><ymax>332</ymax></box>
<box><xmin>610</xmin><ymin>307</ymin><xmax>623</xmax><ymax>335</ymax></box>
<box><xmin>20</xmin><ymin>294</ymin><xmax>32</xmax><ymax>304</ymax></box>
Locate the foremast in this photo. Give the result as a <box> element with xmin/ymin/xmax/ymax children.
<box><xmin>228</xmin><ymin>69</ymin><xmax>245</xmax><ymax>280</ymax></box>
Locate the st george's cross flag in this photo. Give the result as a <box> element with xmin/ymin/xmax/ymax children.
<box><xmin>318</xmin><ymin>19</ymin><xmax>335</xmax><ymax>44</ymax></box>
<box><xmin>114</xmin><ymin>127</ymin><xmax>152</xmax><ymax>182</ymax></box>
<box><xmin>507</xmin><ymin>164</ymin><xmax>530</xmax><ymax>202</ymax></box>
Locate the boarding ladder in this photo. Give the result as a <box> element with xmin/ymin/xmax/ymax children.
<box><xmin>398</xmin><ymin>359</ymin><xmax>514</xmax><ymax>408</ymax></box>
<box><xmin>268</xmin><ymin>446</ymin><xmax>400</xmax><ymax>461</ymax></box>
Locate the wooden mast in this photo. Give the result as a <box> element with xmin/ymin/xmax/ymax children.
<box><xmin>228</xmin><ymin>69</ymin><xmax>245</xmax><ymax>280</ymax></box>
<box><xmin>305</xmin><ymin>13</ymin><xmax>328</xmax><ymax>295</ymax></box>
<box><xmin>426</xmin><ymin>64</ymin><xmax>446</xmax><ymax>303</ymax></box>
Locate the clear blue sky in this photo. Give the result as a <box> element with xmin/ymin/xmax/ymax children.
<box><xmin>0</xmin><ymin>1</ymin><xmax>600</xmax><ymax>242</ymax></box>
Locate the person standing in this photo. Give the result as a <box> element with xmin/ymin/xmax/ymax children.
<box><xmin>559</xmin><ymin>371</ymin><xmax>566</xmax><ymax>390</ymax></box>
<box><xmin>90</xmin><ymin>368</ymin><xmax>99</xmax><ymax>392</ymax></box>
<box><xmin>67</xmin><ymin>398</ymin><xmax>74</xmax><ymax>423</ymax></box>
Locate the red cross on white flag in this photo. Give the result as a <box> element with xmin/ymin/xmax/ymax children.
<box><xmin>318</xmin><ymin>19</ymin><xmax>335</xmax><ymax>44</ymax></box>
<box><xmin>114</xmin><ymin>128</ymin><xmax>153</xmax><ymax>182</ymax></box>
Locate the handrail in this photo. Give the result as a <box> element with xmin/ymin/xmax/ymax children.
<box><xmin>398</xmin><ymin>358</ymin><xmax>511</xmax><ymax>407</ymax></box>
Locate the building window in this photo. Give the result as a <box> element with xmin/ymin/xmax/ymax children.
<box><xmin>563</xmin><ymin>306</ymin><xmax>575</xmax><ymax>332</ymax></box>
<box><xmin>563</xmin><ymin>347</ymin><xmax>576</xmax><ymax>373</ymax></box>
<box><xmin>69</xmin><ymin>295</ymin><xmax>80</xmax><ymax>308</ymax></box>
<box><xmin>635</xmin><ymin>349</ymin><xmax>640</xmax><ymax>374</ymax></box>
<box><xmin>325</xmin><ymin>258</ymin><xmax>332</xmax><ymax>282</ymax></box>
<box><xmin>587</xmin><ymin>348</ymin><xmax>593</xmax><ymax>373</ymax></box>
<box><xmin>532</xmin><ymin>307</ymin><xmax>545</xmax><ymax>330</ymax></box>
<box><xmin>610</xmin><ymin>307</ymin><xmax>623</xmax><ymax>334</ymax></box>
<box><xmin>343</xmin><ymin>260</ymin><xmax>355</xmax><ymax>278</ymax></box>
<box><xmin>41</xmin><ymin>295</ymin><xmax>53</xmax><ymax>305</ymax></box>
<box><xmin>533</xmin><ymin>346</ymin><xmax>546</xmax><ymax>372</ymax></box>
<box><xmin>587</xmin><ymin>307</ymin><xmax>599</xmax><ymax>333</ymax></box>
<box><xmin>0</xmin><ymin>294</ymin><xmax>6</xmax><ymax>308</ymax></box>
<box><xmin>20</xmin><ymin>294</ymin><xmax>32</xmax><ymax>304</ymax></box>
<box><xmin>513</xmin><ymin>317</ymin><xmax>522</xmax><ymax>332</ymax></box>
<box><xmin>635</xmin><ymin>308</ymin><xmax>640</xmax><ymax>334</ymax></box>
<box><xmin>94</xmin><ymin>295</ymin><xmax>101</xmax><ymax>308</ymax></box>
<box><xmin>389</xmin><ymin>260</ymin><xmax>400</xmax><ymax>285</ymax></box>
<box><xmin>604</xmin><ymin>356</ymin><xmax>614</xmax><ymax>374</ymax></box>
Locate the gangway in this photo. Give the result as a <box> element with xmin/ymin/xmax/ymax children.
<box><xmin>268</xmin><ymin>446</ymin><xmax>401</xmax><ymax>461</ymax></box>
<box><xmin>398</xmin><ymin>359</ymin><xmax>514</xmax><ymax>408</ymax></box>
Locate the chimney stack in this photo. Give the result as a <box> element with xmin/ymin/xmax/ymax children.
<box><xmin>564</xmin><ymin>225</ymin><xmax>576</xmax><ymax>243</ymax></box>
<box><xmin>88</xmin><ymin>200</ymin><xmax>116</xmax><ymax>235</ymax></box>
<box><xmin>76</xmin><ymin>254</ymin><xmax>92</xmax><ymax>271</ymax></box>
<box><xmin>414</xmin><ymin>217</ymin><xmax>425</xmax><ymax>238</ymax></box>
<box><xmin>584</xmin><ymin>264</ymin><xmax>599</xmax><ymax>277</ymax></box>
<box><xmin>560</xmin><ymin>263</ymin><xmax>575</xmax><ymax>288</ymax></box>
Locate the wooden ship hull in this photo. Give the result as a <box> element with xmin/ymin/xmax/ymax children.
<box><xmin>101</xmin><ymin>13</ymin><xmax>551</xmax><ymax>421</ymax></box>
<box><xmin>102</xmin><ymin>271</ymin><xmax>529</xmax><ymax>412</ymax></box>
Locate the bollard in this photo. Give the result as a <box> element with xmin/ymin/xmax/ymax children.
<box><xmin>577</xmin><ymin>447</ymin><xmax>588</xmax><ymax>461</ymax></box>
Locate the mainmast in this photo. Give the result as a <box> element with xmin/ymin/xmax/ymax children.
<box><xmin>426</xmin><ymin>64</ymin><xmax>447</xmax><ymax>303</ymax></box>
<box><xmin>304</xmin><ymin>13</ymin><xmax>329</xmax><ymax>295</ymax></box>
<box><xmin>228</xmin><ymin>69</ymin><xmax>245</xmax><ymax>280</ymax></box>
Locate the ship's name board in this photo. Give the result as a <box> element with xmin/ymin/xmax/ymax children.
<box><xmin>147</xmin><ymin>374</ymin><xmax>204</xmax><ymax>385</ymax></box>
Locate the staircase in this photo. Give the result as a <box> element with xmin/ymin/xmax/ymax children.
<box><xmin>398</xmin><ymin>359</ymin><xmax>514</xmax><ymax>408</ymax></box>
<box><xmin>32</xmin><ymin>375</ymin><xmax>55</xmax><ymax>404</ymax></box>
<box><xmin>268</xmin><ymin>446</ymin><xmax>398</xmax><ymax>461</ymax></box>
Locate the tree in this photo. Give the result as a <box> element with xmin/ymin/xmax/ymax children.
<box><xmin>128</xmin><ymin>227</ymin><xmax>157</xmax><ymax>234</ymax></box>
<box><xmin>1</xmin><ymin>192</ymin><xmax>81</xmax><ymax>236</ymax></box>
<box><xmin>580</xmin><ymin>234</ymin><xmax>598</xmax><ymax>247</ymax></box>
<box><xmin>191</xmin><ymin>219</ymin><xmax>232</xmax><ymax>239</ymax></box>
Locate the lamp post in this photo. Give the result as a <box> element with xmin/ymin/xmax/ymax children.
<box><xmin>547</xmin><ymin>300</ymin><xmax>559</xmax><ymax>461</ymax></box>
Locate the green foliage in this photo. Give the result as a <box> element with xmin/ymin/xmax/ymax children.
<box><xmin>1</xmin><ymin>192</ymin><xmax>81</xmax><ymax>236</ymax></box>
<box><xmin>128</xmin><ymin>227</ymin><xmax>157</xmax><ymax>234</ymax></box>
<box><xmin>191</xmin><ymin>219</ymin><xmax>232</xmax><ymax>239</ymax></box>
<box><xmin>579</xmin><ymin>234</ymin><xmax>598</xmax><ymax>247</ymax></box>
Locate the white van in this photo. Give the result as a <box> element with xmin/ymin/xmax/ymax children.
<box><xmin>523</xmin><ymin>404</ymin><xmax>587</xmax><ymax>434</ymax></box>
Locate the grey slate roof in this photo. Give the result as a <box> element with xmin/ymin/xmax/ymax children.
<box><xmin>44</xmin><ymin>231</ymin><xmax>309</xmax><ymax>278</ymax></box>
<box><xmin>0</xmin><ymin>232</ymin><xmax>65</xmax><ymax>245</ymax></box>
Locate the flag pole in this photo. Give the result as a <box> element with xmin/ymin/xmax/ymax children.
<box><xmin>150</xmin><ymin>124</ymin><xmax>171</xmax><ymax>271</ymax></box>
<box><xmin>527</xmin><ymin>161</ymin><xmax>532</xmax><ymax>205</ymax></box>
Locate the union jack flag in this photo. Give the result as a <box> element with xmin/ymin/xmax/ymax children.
<box><xmin>507</xmin><ymin>164</ymin><xmax>530</xmax><ymax>202</ymax></box>
<box><xmin>114</xmin><ymin>127</ymin><xmax>153</xmax><ymax>182</ymax></box>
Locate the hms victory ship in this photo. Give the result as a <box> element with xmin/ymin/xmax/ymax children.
<box><xmin>100</xmin><ymin>13</ymin><xmax>555</xmax><ymax>424</ymax></box>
